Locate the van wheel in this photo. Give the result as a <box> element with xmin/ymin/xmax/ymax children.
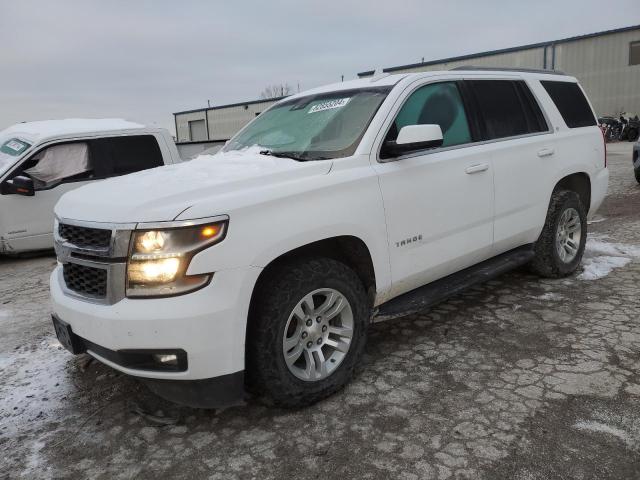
<box><xmin>247</xmin><ymin>257</ymin><xmax>369</xmax><ymax>408</ymax></box>
<box><xmin>529</xmin><ymin>190</ymin><xmax>587</xmax><ymax>278</ymax></box>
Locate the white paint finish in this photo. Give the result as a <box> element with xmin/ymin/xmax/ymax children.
<box><xmin>373</xmin><ymin>145</ymin><xmax>494</xmax><ymax>297</ymax></box>
<box><xmin>50</xmin><ymin>69</ymin><xmax>609</xmax><ymax>382</ymax></box>
<box><xmin>50</xmin><ymin>266</ymin><xmax>262</xmax><ymax>379</ymax></box>
<box><xmin>396</xmin><ymin>124</ymin><xmax>442</xmax><ymax>145</ymax></box>
<box><xmin>490</xmin><ymin>133</ymin><xmax>557</xmax><ymax>253</ymax></box>
<box><xmin>0</xmin><ymin>124</ymin><xmax>179</xmax><ymax>253</ymax></box>
<box><xmin>1</xmin><ymin>181</ymin><xmax>91</xmax><ymax>251</ymax></box>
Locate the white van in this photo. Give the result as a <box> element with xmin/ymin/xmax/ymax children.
<box><xmin>0</xmin><ymin>119</ymin><xmax>180</xmax><ymax>253</ymax></box>
<box><xmin>51</xmin><ymin>69</ymin><xmax>608</xmax><ymax>408</ymax></box>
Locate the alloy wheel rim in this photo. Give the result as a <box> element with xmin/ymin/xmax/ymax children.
<box><xmin>282</xmin><ymin>288</ymin><xmax>354</xmax><ymax>382</ymax></box>
<box><xmin>555</xmin><ymin>207</ymin><xmax>582</xmax><ymax>263</ymax></box>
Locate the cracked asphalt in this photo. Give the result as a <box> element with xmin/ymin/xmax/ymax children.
<box><xmin>1</xmin><ymin>142</ymin><xmax>639</xmax><ymax>480</ymax></box>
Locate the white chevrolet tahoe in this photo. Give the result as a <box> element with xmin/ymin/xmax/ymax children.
<box><xmin>50</xmin><ymin>69</ymin><xmax>608</xmax><ymax>408</ymax></box>
<box><xmin>0</xmin><ymin>119</ymin><xmax>180</xmax><ymax>254</ymax></box>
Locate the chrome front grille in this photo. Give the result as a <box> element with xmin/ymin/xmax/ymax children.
<box><xmin>54</xmin><ymin>217</ymin><xmax>136</xmax><ymax>305</ymax></box>
<box><xmin>63</xmin><ymin>263</ymin><xmax>108</xmax><ymax>298</ymax></box>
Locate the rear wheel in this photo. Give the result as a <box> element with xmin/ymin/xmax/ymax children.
<box><xmin>635</xmin><ymin>168</ymin><xmax>640</xmax><ymax>184</ymax></box>
<box><xmin>529</xmin><ymin>190</ymin><xmax>587</xmax><ymax>278</ymax></box>
<box><xmin>247</xmin><ymin>257</ymin><xmax>369</xmax><ymax>407</ymax></box>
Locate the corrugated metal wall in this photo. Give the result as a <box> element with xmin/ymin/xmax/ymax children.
<box><xmin>555</xmin><ymin>29</ymin><xmax>640</xmax><ymax>116</ymax></box>
<box><xmin>206</xmin><ymin>100</ymin><xmax>276</xmax><ymax>141</ymax></box>
<box><xmin>175</xmin><ymin>111</ymin><xmax>206</xmax><ymax>143</ymax></box>
<box><xmin>363</xmin><ymin>27</ymin><xmax>640</xmax><ymax>116</ymax></box>
<box><xmin>389</xmin><ymin>47</ymin><xmax>545</xmax><ymax>74</ymax></box>
<box><xmin>175</xmin><ymin>99</ymin><xmax>278</xmax><ymax>143</ymax></box>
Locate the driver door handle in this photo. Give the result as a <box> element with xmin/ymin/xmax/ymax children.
<box><xmin>537</xmin><ymin>147</ymin><xmax>555</xmax><ymax>158</ymax></box>
<box><xmin>465</xmin><ymin>163</ymin><xmax>489</xmax><ymax>174</ymax></box>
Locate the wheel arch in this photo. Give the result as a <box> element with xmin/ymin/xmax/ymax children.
<box><xmin>249</xmin><ymin>235</ymin><xmax>377</xmax><ymax>312</ymax></box>
<box><xmin>553</xmin><ymin>172</ymin><xmax>591</xmax><ymax>213</ymax></box>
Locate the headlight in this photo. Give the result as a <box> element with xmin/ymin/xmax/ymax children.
<box><xmin>126</xmin><ymin>219</ymin><xmax>227</xmax><ymax>298</ymax></box>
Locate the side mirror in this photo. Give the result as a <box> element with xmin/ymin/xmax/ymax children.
<box><xmin>382</xmin><ymin>124</ymin><xmax>444</xmax><ymax>159</ymax></box>
<box><xmin>1</xmin><ymin>176</ymin><xmax>35</xmax><ymax>196</ymax></box>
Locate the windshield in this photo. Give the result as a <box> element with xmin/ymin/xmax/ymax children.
<box><xmin>224</xmin><ymin>86</ymin><xmax>392</xmax><ymax>160</ymax></box>
<box><xmin>0</xmin><ymin>136</ymin><xmax>33</xmax><ymax>177</ymax></box>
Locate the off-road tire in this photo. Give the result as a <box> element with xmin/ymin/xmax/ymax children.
<box><xmin>529</xmin><ymin>189</ymin><xmax>587</xmax><ymax>278</ymax></box>
<box><xmin>246</xmin><ymin>257</ymin><xmax>369</xmax><ymax>408</ymax></box>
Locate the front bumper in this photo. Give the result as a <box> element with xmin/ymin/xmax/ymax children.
<box><xmin>50</xmin><ymin>264</ymin><xmax>262</xmax><ymax>384</ymax></box>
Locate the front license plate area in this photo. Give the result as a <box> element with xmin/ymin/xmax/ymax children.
<box><xmin>52</xmin><ymin>315</ymin><xmax>85</xmax><ymax>355</ymax></box>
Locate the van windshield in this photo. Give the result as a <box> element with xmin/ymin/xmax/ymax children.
<box><xmin>0</xmin><ymin>136</ymin><xmax>32</xmax><ymax>177</ymax></box>
<box><xmin>223</xmin><ymin>86</ymin><xmax>392</xmax><ymax>161</ymax></box>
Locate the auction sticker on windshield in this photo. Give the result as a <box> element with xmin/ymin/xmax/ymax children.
<box><xmin>1</xmin><ymin>139</ymin><xmax>31</xmax><ymax>156</ymax></box>
<box><xmin>308</xmin><ymin>98</ymin><xmax>351</xmax><ymax>114</ymax></box>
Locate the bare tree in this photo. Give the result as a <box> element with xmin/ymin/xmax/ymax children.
<box><xmin>259</xmin><ymin>83</ymin><xmax>293</xmax><ymax>99</ymax></box>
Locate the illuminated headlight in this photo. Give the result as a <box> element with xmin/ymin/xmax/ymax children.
<box><xmin>126</xmin><ymin>220</ymin><xmax>227</xmax><ymax>298</ymax></box>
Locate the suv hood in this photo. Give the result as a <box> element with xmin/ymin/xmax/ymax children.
<box><xmin>55</xmin><ymin>148</ymin><xmax>333</xmax><ymax>223</ymax></box>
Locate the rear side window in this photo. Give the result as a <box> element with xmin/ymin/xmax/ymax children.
<box><xmin>467</xmin><ymin>80</ymin><xmax>547</xmax><ymax>140</ymax></box>
<box><xmin>89</xmin><ymin>135</ymin><xmax>164</xmax><ymax>177</ymax></box>
<box><xmin>540</xmin><ymin>81</ymin><xmax>596</xmax><ymax>128</ymax></box>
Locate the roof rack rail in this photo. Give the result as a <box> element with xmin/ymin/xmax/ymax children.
<box><xmin>451</xmin><ymin>66</ymin><xmax>566</xmax><ymax>75</ymax></box>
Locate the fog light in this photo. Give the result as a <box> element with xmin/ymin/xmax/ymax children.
<box><xmin>153</xmin><ymin>353</ymin><xmax>178</xmax><ymax>365</ymax></box>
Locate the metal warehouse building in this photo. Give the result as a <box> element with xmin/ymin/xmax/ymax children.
<box><xmin>173</xmin><ymin>96</ymin><xmax>286</xmax><ymax>157</ymax></box>
<box><xmin>358</xmin><ymin>24</ymin><xmax>640</xmax><ymax>118</ymax></box>
<box><xmin>174</xmin><ymin>24</ymin><xmax>640</xmax><ymax>153</ymax></box>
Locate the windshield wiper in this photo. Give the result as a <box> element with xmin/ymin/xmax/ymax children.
<box><xmin>259</xmin><ymin>149</ymin><xmax>308</xmax><ymax>162</ymax></box>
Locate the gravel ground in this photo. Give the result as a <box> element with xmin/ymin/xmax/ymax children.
<box><xmin>1</xmin><ymin>142</ymin><xmax>639</xmax><ymax>480</ymax></box>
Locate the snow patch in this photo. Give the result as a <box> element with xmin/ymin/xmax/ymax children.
<box><xmin>587</xmin><ymin>216</ymin><xmax>606</xmax><ymax>225</ymax></box>
<box><xmin>573</xmin><ymin>421</ymin><xmax>635</xmax><ymax>448</ymax></box>
<box><xmin>578</xmin><ymin>238</ymin><xmax>640</xmax><ymax>280</ymax></box>
<box><xmin>535</xmin><ymin>292</ymin><xmax>563</xmax><ymax>301</ymax></box>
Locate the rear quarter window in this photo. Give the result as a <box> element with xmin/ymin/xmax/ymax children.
<box><xmin>540</xmin><ymin>81</ymin><xmax>596</xmax><ymax>128</ymax></box>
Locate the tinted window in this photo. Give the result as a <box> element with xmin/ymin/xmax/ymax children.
<box><xmin>468</xmin><ymin>80</ymin><xmax>532</xmax><ymax>140</ymax></box>
<box><xmin>385</xmin><ymin>82</ymin><xmax>472</xmax><ymax>148</ymax></box>
<box><xmin>514</xmin><ymin>82</ymin><xmax>548</xmax><ymax>133</ymax></box>
<box><xmin>89</xmin><ymin>135</ymin><xmax>164</xmax><ymax>177</ymax></box>
<box><xmin>540</xmin><ymin>81</ymin><xmax>596</xmax><ymax>128</ymax></box>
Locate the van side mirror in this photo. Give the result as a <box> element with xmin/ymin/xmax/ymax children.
<box><xmin>382</xmin><ymin>124</ymin><xmax>444</xmax><ymax>158</ymax></box>
<box><xmin>1</xmin><ymin>176</ymin><xmax>35</xmax><ymax>196</ymax></box>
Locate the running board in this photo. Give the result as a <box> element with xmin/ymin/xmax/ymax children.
<box><xmin>374</xmin><ymin>244</ymin><xmax>535</xmax><ymax>322</ymax></box>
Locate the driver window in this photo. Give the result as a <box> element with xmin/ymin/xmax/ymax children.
<box><xmin>22</xmin><ymin>142</ymin><xmax>91</xmax><ymax>190</ymax></box>
<box><xmin>386</xmin><ymin>82</ymin><xmax>472</xmax><ymax>148</ymax></box>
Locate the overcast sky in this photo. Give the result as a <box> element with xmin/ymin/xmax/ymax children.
<box><xmin>1</xmin><ymin>0</ymin><xmax>638</xmax><ymax>134</ymax></box>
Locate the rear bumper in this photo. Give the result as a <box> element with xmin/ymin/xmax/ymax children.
<box><xmin>589</xmin><ymin>167</ymin><xmax>609</xmax><ymax>218</ymax></box>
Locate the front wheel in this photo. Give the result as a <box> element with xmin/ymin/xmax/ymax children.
<box><xmin>247</xmin><ymin>257</ymin><xmax>369</xmax><ymax>407</ymax></box>
<box><xmin>529</xmin><ymin>190</ymin><xmax>587</xmax><ymax>278</ymax></box>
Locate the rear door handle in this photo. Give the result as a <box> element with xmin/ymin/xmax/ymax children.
<box><xmin>465</xmin><ymin>163</ymin><xmax>489</xmax><ymax>174</ymax></box>
<box><xmin>537</xmin><ymin>147</ymin><xmax>555</xmax><ymax>158</ymax></box>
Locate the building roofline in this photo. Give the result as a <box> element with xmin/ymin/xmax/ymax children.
<box><xmin>174</xmin><ymin>95</ymin><xmax>289</xmax><ymax>116</ymax></box>
<box><xmin>357</xmin><ymin>23</ymin><xmax>640</xmax><ymax>77</ymax></box>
